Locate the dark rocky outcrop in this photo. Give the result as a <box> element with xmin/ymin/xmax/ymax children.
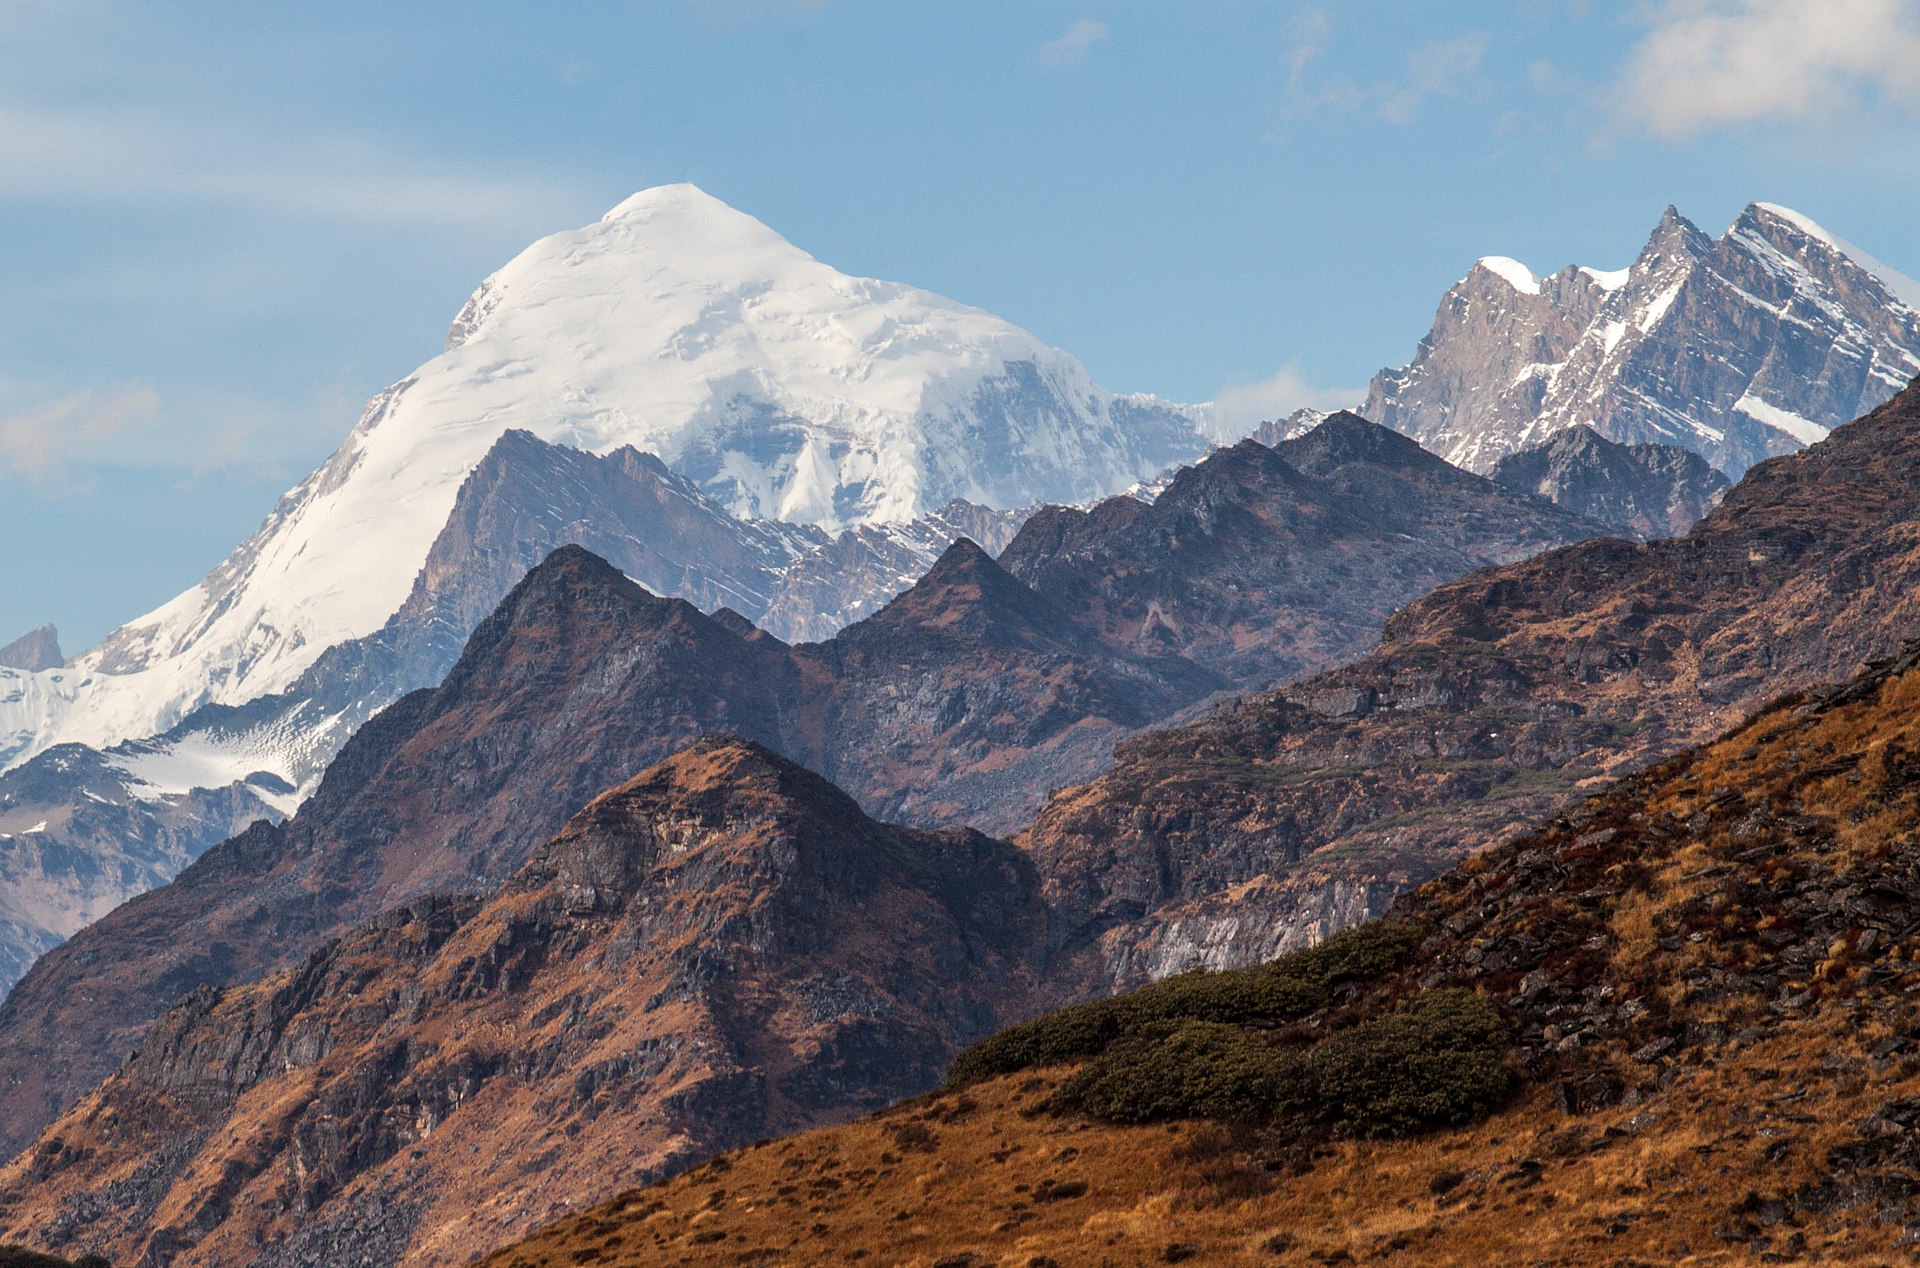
<box><xmin>0</xmin><ymin>628</ymin><xmax>60</xmax><ymax>673</ymax></box>
<box><xmin>1491</xmin><ymin>425</ymin><xmax>1729</xmax><ymax>540</ymax></box>
<box><xmin>999</xmin><ymin>414</ymin><xmax>1604</xmax><ymax>691</ymax></box>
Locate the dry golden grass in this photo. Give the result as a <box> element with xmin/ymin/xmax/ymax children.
<box><xmin>482</xmin><ymin>1014</ymin><xmax>1920</xmax><ymax>1268</ymax></box>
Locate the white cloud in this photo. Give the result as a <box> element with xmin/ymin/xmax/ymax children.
<box><xmin>1212</xmin><ymin>365</ymin><xmax>1362</xmax><ymax>432</ymax></box>
<box><xmin>1617</xmin><ymin>0</ymin><xmax>1920</xmax><ymax>138</ymax></box>
<box><xmin>1040</xmin><ymin>19</ymin><xmax>1109</xmax><ymax>67</ymax></box>
<box><xmin>1279</xmin><ymin>25</ymin><xmax>1486</xmax><ymax>127</ymax></box>
<box><xmin>0</xmin><ymin>388</ymin><xmax>159</xmax><ymax>483</ymax></box>
<box><xmin>1378</xmin><ymin>38</ymin><xmax>1486</xmax><ymax>124</ymax></box>
<box><xmin>0</xmin><ymin>101</ymin><xmax>584</xmax><ymax>228</ymax></box>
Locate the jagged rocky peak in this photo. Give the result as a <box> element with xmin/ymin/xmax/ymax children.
<box><xmin>1491</xmin><ymin>425</ymin><xmax>1729</xmax><ymax>540</ymax></box>
<box><xmin>1272</xmin><ymin>409</ymin><xmax>1459</xmax><ymax>478</ymax></box>
<box><xmin>530</xmin><ymin>733</ymin><xmax>913</xmax><ymax>893</ymax></box>
<box><xmin>1248</xmin><ymin>406</ymin><xmax>1333</xmax><ymax>447</ymax></box>
<box><xmin>1366</xmin><ymin>201</ymin><xmax>1920</xmax><ymax>478</ymax></box>
<box><xmin>0</xmin><ymin>624</ymin><xmax>60</xmax><ymax>672</ymax></box>
<box><xmin>845</xmin><ymin>536</ymin><xmax>1081</xmax><ymax>651</ymax></box>
<box><xmin>0</xmin><ymin>734</ymin><xmax>1046</xmax><ymax>1267</ymax></box>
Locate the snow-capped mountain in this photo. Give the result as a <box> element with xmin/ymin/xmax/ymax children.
<box><xmin>0</xmin><ymin>184</ymin><xmax>1220</xmax><ymax>775</ymax></box>
<box><xmin>1365</xmin><ymin>203</ymin><xmax>1920</xmax><ymax>476</ymax></box>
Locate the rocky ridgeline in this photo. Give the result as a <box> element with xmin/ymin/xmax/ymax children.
<box><xmin>0</xmin><ymin>416</ymin><xmax>1608</xmax><ymax>1164</ymax></box>
<box><xmin>1367</xmin><ymin>203</ymin><xmax>1920</xmax><ymax>477</ymax></box>
<box><xmin>0</xmin><ymin>739</ymin><xmax>1047</xmax><ymax>1268</ymax></box>
<box><xmin>1023</xmin><ymin>378</ymin><xmax>1920</xmax><ymax>995</ymax></box>
<box><xmin>1489</xmin><ymin>425</ymin><xmax>1729</xmax><ymax>541</ymax></box>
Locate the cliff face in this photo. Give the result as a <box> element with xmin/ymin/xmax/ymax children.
<box><xmin>0</xmin><ymin>628</ymin><xmax>60</xmax><ymax>674</ymax></box>
<box><xmin>0</xmin><ymin>738</ymin><xmax>1045</xmax><ymax>1268</ymax></box>
<box><xmin>1023</xmin><ymin>379</ymin><xmax>1920</xmax><ymax>991</ymax></box>
<box><xmin>1490</xmin><ymin>425</ymin><xmax>1729</xmax><ymax>540</ymax></box>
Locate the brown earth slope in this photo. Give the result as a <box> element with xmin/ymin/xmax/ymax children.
<box><xmin>485</xmin><ymin>634</ymin><xmax>1920</xmax><ymax>1266</ymax></box>
<box><xmin>1026</xmin><ymin>377</ymin><xmax>1920</xmax><ymax>993</ymax></box>
<box><xmin>0</xmin><ymin>738</ymin><xmax>1046</xmax><ymax>1268</ymax></box>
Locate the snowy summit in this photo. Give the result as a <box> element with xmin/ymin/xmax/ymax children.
<box><xmin>0</xmin><ymin>184</ymin><xmax>1220</xmax><ymax>769</ymax></box>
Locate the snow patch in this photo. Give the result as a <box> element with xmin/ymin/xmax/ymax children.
<box><xmin>1477</xmin><ymin>256</ymin><xmax>1541</xmax><ymax>294</ymax></box>
<box><xmin>1581</xmin><ymin>266</ymin><xmax>1631</xmax><ymax>291</ymax></box>
<box><xmin>1639</xmin><ymin>280</ymin><xmax>1684</xmax><ymax>333</ymax></box>
<box><xmin>1735</xmin><ymin>392</ymin><xmax>1830</xmax><ymax>446</ymax></box>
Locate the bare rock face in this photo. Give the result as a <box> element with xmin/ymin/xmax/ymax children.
<box><xmin>998</xmin><ymin>414</ymin><xmax>1605</xmax><ymax>692</ymax></box>
<box><xmin>1491</xmin><ymin>425</ymin><xmax>1730</xmax><ymax>540</ymax></box>
<box><xmin>1026</xmin><ymin>379</ymin><xmax>1920</xmax><ymax>993</ymax></box>
<box><xmin>0</xmin><ymin>738</ymin><xmax>1047</xmax><ymax>1268</ymax></box>
<box><xmin>0</xmin><ymin>628</ymin><xmax>59</xmax><ymax>673</ymax></box>
<box><xmin>1366</xmin><ymin>203</ymin><xmax>1920</xmax><ymax>477</ymax></box>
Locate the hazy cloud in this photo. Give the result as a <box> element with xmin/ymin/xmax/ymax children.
<box><xmin>1379</xmin><ymin>39</ymin><xmax>1487</xmax><ymax>124</ymax></box>
<box><xmin>1040</xmin><ymin>19</ymin><xmax>1109</xmax><ymax>67</ymax></box>
<box><xmin>1618</xmin><ymin>0</ymin><xmax>1920</xmax><ymax>138</ymax></box>
<box><xmin>1212</xmin><ymin>365</ymin><xmax>1361</xmax><ymax>431</ymax></box>
<box><xmin>1279</xmin><ymin>23</ymin><xmax>1486</xmax><ymax>127</ymax></box>
<box><xmin>0</xmin><ymin>102</ymin><xmax>584</xmax><ymax>228</ymax></box>
<box><xmin>0</xmin><ymin>388</ymin><xmax>159</xmax><ymax>484</ymax></box>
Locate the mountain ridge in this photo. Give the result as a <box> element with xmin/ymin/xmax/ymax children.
<box><xmin>1365</xmin><ymin>201</ymin><xmax>1920</xmax><ymax>477</ymax></box>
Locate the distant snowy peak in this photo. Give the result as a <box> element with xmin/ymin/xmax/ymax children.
<box><xmin>1366</xmin><ymin>202</ymin><xmax>1920</xmax><ymax>477</ymax></box>
<box><xmin>0</xmin><ymin>183</ymin><xmax>1221</xmax><ymax>770</ymax></box>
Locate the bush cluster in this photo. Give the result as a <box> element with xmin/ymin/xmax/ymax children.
<box><xmin>1049</xmin><ymin>989</ymin><xmax>1509</xmax><ymax>1138</ymax></box>
<box><xmin>949</xmin><ymin>921</ymin><xmax>1511</xmax><ymax>1139</ymax></box>
<box><xmin>0</xmin><ymin>1249</ymin><xmax>110</xmax><ymax>1268</ymax></box>
<box><xmin>1053</xmin><ymin>1022</ymin><xmax>1279</xmax><ymax>1123</ymax></box>
<box><xmin>1275</xmin><ymin>989</ymin><xmax>1512</xmax><ymax>1137</ymax></box>
<box><xmin>947</xmin><ymin>921</ymin><xmax>1424</xmax><ymax>1087</ymax></box>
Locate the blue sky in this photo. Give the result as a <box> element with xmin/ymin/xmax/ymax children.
<box><xmin>4</xmin><ymin>0</ymin><xmax>1919</xmax><ymax>647</ymax></box>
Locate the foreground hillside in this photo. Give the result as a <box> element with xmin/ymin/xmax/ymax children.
<box><xmin>489</xmin><ymin>635</ymin><xmax>1920</xmax><ymax>1264</ymax></box>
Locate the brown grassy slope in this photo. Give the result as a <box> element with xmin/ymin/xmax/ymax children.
<box><xmin>487</xmin><ymin>635</ymin><xmax>1920</xmax><ymax>1265</ymax></box>
<box><xmin>0</xmin><ymin>739</ymin><xmax>1045</xmax><ymax>1268</ymax></box>
<box><xmin>1025</xmin><ymin>377</ymin><xmax>1920</xmax><ymax>992</ymax></box>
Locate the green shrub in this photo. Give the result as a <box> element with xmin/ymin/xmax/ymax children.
<box><xmin>1275</xmin><ymin>921</ymin><xmax>1427</xmax><ymax>985</ymax></box>
<box><xmin>944</xmin><ymin>998</ymin><xmax>1127</xmax><ymax>1085</ymax></box>
<box><xmin>1280</xmin><ymin>989</ymin><xmax>1511</xmax><ymax>1138</ymax></box>
<box><xmin>945</xmin><ymin>921</ymin><xmax>1427</xmax><ymax>1088</ymax></box>
<box><xmin>0</xmin><ymin>1249</ymin><xmax>110</xmax><ymax>1268</ymax></box>
<box><xmin>1121</xmin><ymin>965</ymin><xmax>1327</xmax><ymax>1028</ymax></box>
<box><xmin>1052</xmin><ymin>1022</ymin><xmax>1281</xmax><ymax>1124</ymax></box>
